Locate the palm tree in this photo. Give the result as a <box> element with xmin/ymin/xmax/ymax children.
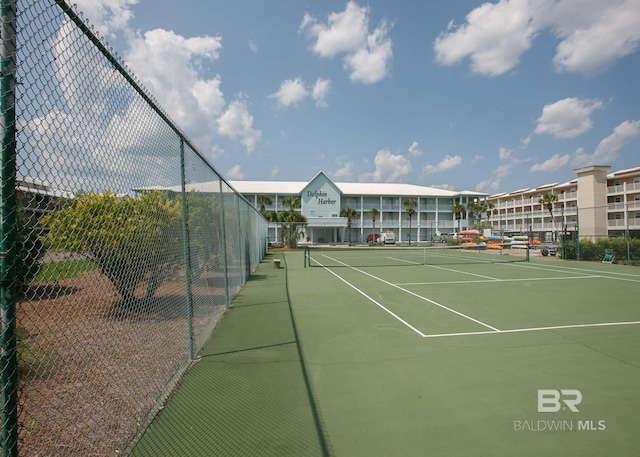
<box><xmin>539</xmin><ymin>192</ymin><xmax>559</xmax><ymax>241</ymax></box>
<box><xmin>368</xmin><ymin>208</ymin><xmax>379</xmax><ymax>241</ymax></box>
<box><xmin>482</xmin><ymin>201</ymin><xmax>496</xmax><ymax>233</ymax></box>
<box><xmin>466</xmin><ymin>201</ymin><xmax>480</xmax><ymax>226</ymax></box>
<box><xmin>403</xmin><ymin>198</ymin><xmax>417</xmax><ymax>245</ymax></box>
<box><xmin>340</xmin><ymin>207</ymin><xmax>359</xmax><ymax>245</ymax></box>
<box><xmin>451</xmin><ymin>202</ymin><xmax>466</xmax><ymax>233</ymax></box>
<box><xmin>282</xmin><ymin>196</ymin><xmax>301</xmax><ymax>212</ymax></box>
<box><xmin>484</xmin><ymin>202</ymin><xmax>495</xmax><ymax>220</ymax></box>
<box><xmin>257</xmin><ymin>194</ymin><xmax>272</xmax><ymax>214</ymax></box>
<box><xmin>277</xmin><ymin>210</ymin><xmax>307</xmax><ymax>248</ymax></box>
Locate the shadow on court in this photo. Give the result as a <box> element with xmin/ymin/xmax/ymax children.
<box><xmin>129</xmin><ymin>254</ymin><xmax>331</xmax><ymax>457</ymax></box>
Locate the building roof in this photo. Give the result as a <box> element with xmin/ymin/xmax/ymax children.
<box><xmin>229</xmin><ymin>180</ymin><xmax>486</xmax><ymax>198</ymax></box>
<box><xmin>608</xmin><ymin>166</ymin><xmax>640</xmax><ymax>178</ymax></box>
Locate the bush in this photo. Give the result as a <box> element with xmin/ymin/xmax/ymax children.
<box><xmin>561</xmin><ymin>238</ymin><xmax>640</xmax><ymax>265</ymax></box>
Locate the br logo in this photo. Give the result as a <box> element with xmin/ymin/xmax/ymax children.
<box><xmin>537</xmin><ymin>389</ymin><xmax>582</xmax><ymax>413</ymax></box>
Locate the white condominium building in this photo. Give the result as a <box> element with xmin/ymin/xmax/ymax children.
<box><xmin>486</xmin><ymin>166</ymin><xmax>640</xmax><ymax>241</ymax></box>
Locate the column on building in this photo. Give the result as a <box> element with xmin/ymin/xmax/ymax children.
<box><xmin>574</xmin><ymin>165</ymin><xmax>611</xmax><ymax>241</ymax></box>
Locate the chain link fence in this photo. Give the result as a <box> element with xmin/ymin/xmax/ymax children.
<box><xmin>556</xmin><ymin>204</ymin><xmax>639</xmax><ymax>263</ymax></box>
<box><xmin>1</xmin><ymin>1</ymin><xmax>268</xmax><ymax>455</ymax></box>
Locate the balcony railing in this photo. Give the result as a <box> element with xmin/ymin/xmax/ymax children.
<box><xmin>608</xmin><ymin>182</ymin><xmax>640</xmax><ymax>194</ymax></box>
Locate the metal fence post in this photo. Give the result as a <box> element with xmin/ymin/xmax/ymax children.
<box><xmin>218</xmin><ymin>183</ymin><xmax>230</xmax><ymax>308</ymax></box>
<box><xmin>179</xmin><ymin>138</ymin><xmax>195</xmax><ymax>360</ymax></box>
<box><xmin>0</xmin><ymin>1</ymin><xmax>18</xmax><ymax>455</ymax></box>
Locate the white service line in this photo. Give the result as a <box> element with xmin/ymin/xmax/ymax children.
<box><xmin>422</xmin><ymin>320</ymin><xmax>640</xmax><ymax>339</ymax></box>
<box><xmin>397</xmin><ymin>275</ymin><xmax>602</xmax><ymax>286</ymax></box>
<box><xmin>321</xmin><ymin>266</ymin><xmax>427</xmax><ymax>337</ymax></box>
<box><xmin>504</xmin><ymin>261</ymin><xmax>640</xmax><ymax>282</ymax></box>
<box><xmin>350</xmin><ymin>266</ymin><xmax>501</xmax><ymax>332</ymax></box>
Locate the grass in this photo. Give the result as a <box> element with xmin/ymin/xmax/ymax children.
<box><xmin>34</xmin><ymin>259</ymin><xmax>98</xmax><ymax>282</ymax></box>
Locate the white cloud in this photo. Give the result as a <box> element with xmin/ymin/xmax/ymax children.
<box><xmin>226</xmin><ymin>164</ymin><xmax>245</xmax><ymax>179</ymax></box>
<box><xmin>217</xmin><ymin>99</ymin><xmax>262</xmax><ymax>153</ymax></box>
<box><xmin>423</xmin><ymin>155</ymin><xmax>463</xmax><ymax>175</ymax></box>
<box><xmin>475</xmin><ymin>164</ymin><xmax>514</xmax><ymax>193</ymax></box>
<box><xmin>270</xmin><ymin>78</ymin><xmax>309</xmax><ymax>108</ymax></box>
<box><xmin>433</xmin><ymin>0</ymin><xmax>539</xmax><ymax>76</ymax></box>
<box><xmin>433</xmin><ymin>0</ymin><xmax>640</xmax><ymax>76</ymax></box>
<box><xmin>359</xmin><ymin>148</ymin><xmax>412</xmax><ymax>182</ymax></box>
<box><xmin>270</xmin><ymin>77</ymin><xmax>331</xmax><ymax>108</ymax></box>
<box><xmin>549</xmin><ymin>0</ymin><xmax>640</xmax><ymax>73</ymax></box>
<box><xmin>312</xmin><ymin>78</ymin><xmax>331</xmax><ymax>107</ymax></box>
<box><xmin>530</xmin><ymin>153</ymin><xmax>571</xmax><ymax>172</ymax></box>
<box><xmin>333</xmin><ymin>158</ymin><xmax>355</xmax><ymax>179</ymax></box>
<box><xmin>270</xmin><ymin>166</ymin><xmax>280</xmax><ymax>178</ymax></box>
<box><xmin>533</xmin><ymin>97</ymin><xmax>603</xmax><ymax>139</ymax></box>
<box><xmin>300</xmin><ymin>1</ymin><xmax>392</xmax><ymax>84</ymax></box>
<box><xmin>343</xmin><ymin>20</ymin><xmax>393</xmax><ymax>84</ymax></box>
<box><xmin>593</xmin><ymin>120</ymin><xmax>640</xmax><ymax>162</ymax></box>
<box><xmin>498</xmin><ymin>147</ymin><xmax>513</xmax><ymax>161</ymax></box>
<box><xmin>249</xmin><ymin>40</ymin><xmax>258</xmax><ymax>53</ymax></box>
<box><xmin>572</xmin><ymin>119</ymin><xmax>640</xmax><ymax>167</ymax></box>
<box><xmin>300</xmin><ymin>1</ymin><xmax>368</xmax><ymax>58</ymax></box>
<box><xmin>125</xmin><ymin>28</ymin><xmax>229</xmax><ymax>150</ymax></box>
<box><xmin>74</xmin><ymin>0</ymin><xmax>138</xmax><ymax>38</ymax></box>
<box><xmin>125</xmin><ymin>26</ymin><xmax>265</xmax><ymax>156</ymax></box>
<box><xmin>408</xmin><ymin>141</ymin><xmax>423</xmax><ymax>157</ymax></box>
<box><xmin>429</xmin><ymin>183</ymin><xmax>456</xmax><ymax>191</ymax></box>
<box><xmin>572</xmin><ymin>147</ymin><xmax>590</xmax><ymax>166</ymax></box>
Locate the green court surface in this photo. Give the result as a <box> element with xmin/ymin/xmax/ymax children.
<box><xmin>133</xmin><ymin>249</ymin><xmax>640</xmax><ymax>457</ymax></box>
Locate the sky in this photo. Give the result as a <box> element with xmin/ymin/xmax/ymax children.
<box><xmin>72</xmin><ymin>0</ymin><xmax>640</xmax><ymax>194</ymax></box>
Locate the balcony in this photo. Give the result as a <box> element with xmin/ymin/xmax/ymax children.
<box><xmin>608</xmin><ymin>182</ymin><xmax>640</xmax><ymax>194</ymax></box>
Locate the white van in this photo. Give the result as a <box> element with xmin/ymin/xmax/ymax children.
<box><xmin>378</xmin><ymin>232</ymin><xmax>396</xmax><ymax>244</ymax></box>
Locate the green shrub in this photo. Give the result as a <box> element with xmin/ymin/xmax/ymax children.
<box><xmin>561</xmin><ymin>238</ymin><xmax>640</xmax><ymax>265</ymax></box>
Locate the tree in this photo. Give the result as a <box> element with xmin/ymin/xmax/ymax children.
<box><xmin>466</xmin><ymin>201</ymin><xmax>480</xmax><ymax>226</ymax></box>
<box><xmin>277</xmin><ymin>210</ymin><xmax>307</xmax><ymax>248</ymax></box>
<box><xmin>539</xmin><ymin>192</ymin><xmax>559</xmax><ymax>241</ymax></box>
<box><xmin>340</xmin><ymin>207</ymin><xmax>359</xmax><ymax>246</ymax></box>
<box><xmin>282</xmin><ymin>196</ymin><xmax>301</xmax><ymax>212</ymax></box>
<box><xmin>484</xmin><ymin>202</ymin><xmax>495</xmax><ymax>220</ymax></box>
<box><xmin>257</xmin><ymin>194</ymin><xmax>272</xmax><ymax>215</ymax></box>
<box><xmin>42</xmin><ymin>191</ymin><xmax>182</xmax><ymax>307</ymax></box>
<box><xmin>403</xmin><ymin>198</ymin><xmax>417</xmax><ymax>245</ymax></box>
<box><xmin>184</xmin><ymin>191</ymin><xmax>223</xmax><ymax>278</ymax></box>
<box><xmin>451</xmin><ymin>202</ymin><xmax>466</xmax><ymax>233</ymax></box>
<box><xmin>368</xmin><ymin>208</ymin><xmax>379</xmax><ymax>240</ymax></box>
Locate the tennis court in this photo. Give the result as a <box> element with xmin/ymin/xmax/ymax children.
<box><xmin>134</xmin><ymin>247</ymin><xmax>640</xmax><ymax>456</ymax></box>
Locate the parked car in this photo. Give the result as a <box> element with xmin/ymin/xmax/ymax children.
<box><xmin>366</xmin><ymin>233</ymin><xmax>380</xmax><ymax>242</ymax></box>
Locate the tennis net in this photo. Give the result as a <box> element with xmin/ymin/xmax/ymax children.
<box><xmin>304</xmin><ymin>244</ymin><xmax>529</xmax><ymax>268</ymax></box>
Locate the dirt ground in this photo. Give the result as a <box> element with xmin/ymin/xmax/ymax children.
<box><xmin>16</xmin><ymin>270</ymin><xmax>226</xmax><ymax>456</ymax></box>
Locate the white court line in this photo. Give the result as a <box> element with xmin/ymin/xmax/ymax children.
<box><xmin>387</xmin><ymin>256</ymin><xmax>502</xmax><ymax>281</ymax></box>
<box><xmin>318</xmin><ymin>259</ymin><xmax>426</xmax><ymax>337</ymax></box>
<box><xmin>319</xmin><ymin>253</ymin><xmax>500</xmax><ymax>332</ymax></box>
<box><xmin>422</xmin><ymin>320</ymin><xmax>640</xmax><ymax>339</ymax></box>
<box><xmin>397</xmin><ymin>275</ymin><xmax>602</xmax><ymax>286</ymax></box>
<box><xmin>315</xmin><ymin>254</ymin><xmax>640</xmax><ymax>339</ymax></box>
<box><xmin>349</xmin><ymin>265</ymin><xmax>501</xmax><ymax>332</ymax></box>
<box><xmin>505</xmin><ymin>261</ymin><xmax>640</xmax><ymax>282</ymax></box>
